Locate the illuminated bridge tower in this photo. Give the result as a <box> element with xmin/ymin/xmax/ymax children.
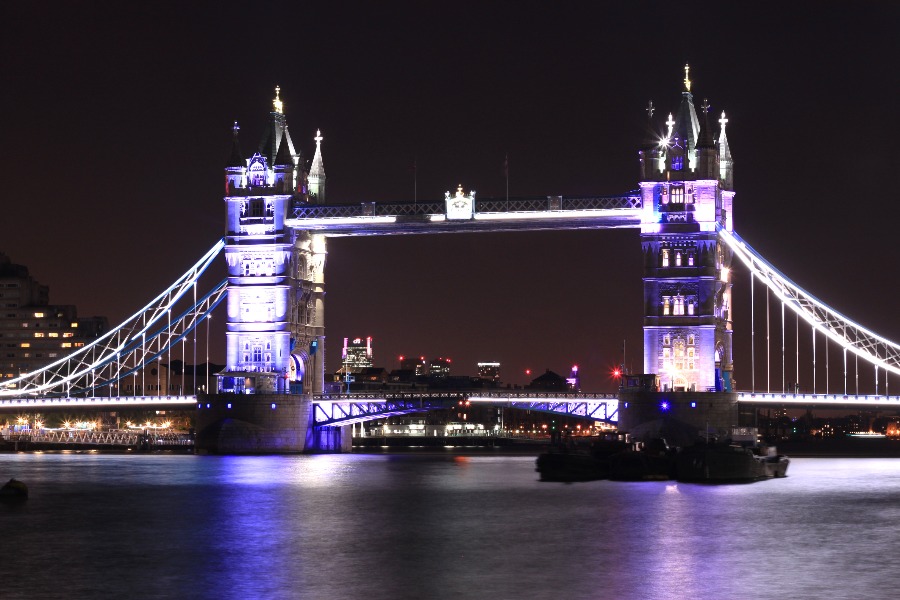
<box><xmin>198</xmin><ymin>88</ymin><xmax>336</xmax><ymax>453</ymax></box>
<box><xmin>622</xmin><ymin>66</ymin><xmax>739</xmax><ymax>433</ymax></box>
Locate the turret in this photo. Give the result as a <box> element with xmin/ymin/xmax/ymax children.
<box><xmin>308</xmin><ymin>129</ymin><xmax>326</xmax><ymax>204</ymax></box>
<box><xmin>718</xmin><ymin>111</ymin><xmax>734</xmax><ymax>190</ymax></box>
<box><xmin>225</xmin><ymin>121</ymin><xmax>245</xmax><ymax>193</ymax></box>
<box><xmin>272</xmin><ymin>131</ymin><xmax>294</xmax><ymax>193</ymax></box>
<box><xmin>695</xmin><ymin>99</ymin><xmax>719</xmax><ymax>180</ymax></box>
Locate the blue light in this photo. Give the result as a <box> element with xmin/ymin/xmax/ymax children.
<box><xmin>660</xmin><ymin>401</ymin><xmax>670</xmax><ymax>411</ymax></box>
<box><xmin>690</xmin><ymin>401</ymin><xmax>696</xmax><ymax>408</ymax></box>
<box><xmin>206</xmin><ymin>403</ymin><xmax>211</xmax><ymax>408</ymax></box>
<box><xmin>271</xmin><ymin>403</ymin><xmax>276</xmax><ymax>409</ymax></box>
<box><xmin>227</xmin><ymin>403</ymin><xmax>232</xmax><ymax>409</ymax></box>
<box><xmin>624</xmin><ymin>402</ymin><xmax>629</xmax><ymax>408</ymax></box>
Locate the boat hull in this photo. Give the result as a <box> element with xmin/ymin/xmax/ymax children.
<box><xmin>676</xmin><ymin>445</ymin><xmax>777</xmax><ymax>483</ymax></box>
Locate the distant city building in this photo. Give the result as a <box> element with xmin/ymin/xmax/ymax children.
<box><xmin>566</xmin><ymin>365</ymin><xmax>581</xmax><ymax>392</ymax></box>
<box><xmin>526</xmin><ymin>369</ymin><xmax>568</xmax><ymax>392</ymax></box>
<box><xmin>342</xmin><ymin>336</ymin><xmax>373</xmax><ymax>373</ymax></box>
<box><xmin>399</xmin><ymin>355</ymin><xmax>427</xmax><ymax>376</ymax></box>
<box><xmin>477</xmin><ymin>361</ymin><xmax>501</xmax><ymax>382</ymax></box>
<box><xmin>0</xmin><ymin>252</ymin><xmax>108</xmax><ymax>386</ymax></box>
<box><xmin>428</xmin><ymin>357</ymin><xmax>451</xmax><ymax>378</ymax></box>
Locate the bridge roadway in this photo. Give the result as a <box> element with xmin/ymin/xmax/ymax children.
<box><xmin>3</xmin><ymin>391</ymin><xmax>900</xmax><ymax>424</ymax></box>
<box><xmin>0</xmin><ymin>391</ymin><xmax>619</xmax><ymax>424</ymax></box>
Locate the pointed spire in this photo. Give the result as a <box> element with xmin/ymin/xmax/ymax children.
<box><xmin>226</xmin><ymin>121</ymin><xmax>244</xmax><ymax>167</ymax></box>
<box><xmin>273</xmin><ymin>85</ymin><xmax>283</xmax><ymax>114</ymax></box>
<box><xmin>273</xmin><ymin>128</ymin><xmax>293</xmax><ymax>166</ymax></box>
<box><xmin>696</xmin><ymin>99</ymin><xmax>716</xmax><ymax>149</ymax></box>
<box><xmin>718</xmin><ymin>110</ymin><xmax>734</xmax><ymax>188</ymax></box>
<box><xmin>309</xmin><ymin>129</ymin><xmax>325</xmax><ymax>177</ymax></box>
<box><xmin>718</xmin><ymin>110</ymin><xmax>732</xmax><ymax>159</ymax></box>
<box><xmin>673</xmin><ymin>65</ymin><xmax>699</xmax><ymax>160</ymax></box>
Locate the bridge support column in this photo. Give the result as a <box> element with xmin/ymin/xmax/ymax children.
<box><xmin>304</xmin><ymin>421</ymin><xmax>352</xmax><ymax>453</ymax></box>
<box><xmin>195</xmin><ymin>393</ymin><xmax>311</xmax><ymax>454</ymax></box>
<box><xmin>618</xmin><ymin>390</ymin><xmax>744</xmax><ymax>440</ymax></box>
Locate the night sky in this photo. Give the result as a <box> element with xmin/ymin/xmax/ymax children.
<box><xmin>3</xmin><ymin>1</ymin><xmax>898</xmax><ymax>391</ymax></box>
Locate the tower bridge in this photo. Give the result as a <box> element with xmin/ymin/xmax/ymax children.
<box><xmin>3</xmin><ymin>70</ymin><xmax>900</xmax><ymax>452</ymax></box>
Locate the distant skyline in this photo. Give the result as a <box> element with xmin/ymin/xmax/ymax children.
<box><xmin>2</xmin><ymin>1</ymin><xmax>898</xmax><ymax>391</ymax></box>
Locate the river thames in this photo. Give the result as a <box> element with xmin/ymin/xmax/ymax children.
<box><xmin>1</xmin><ymin>452</ymin><xmax>898</xmax><ymax>599</ymax></box>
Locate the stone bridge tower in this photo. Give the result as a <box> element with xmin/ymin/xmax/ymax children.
<box><xmin>218</xmin><ymin>87</ymin><xmax>327</xmax><ymax>396</ymax></box>
<box><xmin>196</xmin><ymin>88</ymin><xmax>341</xmax><ymax>454</ymax></box>
<box><xmin>637</xmin><ymin>66</ymin><xmax>735</xmax><ymax>395</ymax></box>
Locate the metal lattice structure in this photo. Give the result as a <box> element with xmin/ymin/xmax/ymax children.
<box><xmin>291</xmin><ymin>195</ymin><xmax>641</xmax><ymax>220</ymax></box>
<box><xmin>719</xmin><ymin>227</ymin><xmax>900</xmax><ymax>377</ymax></box>
<box><xmin>0</xmin><ymin>240</ymin><xmax>227</xmax><ymax>398</ymax></box>
<box><xmin>312</xmin><ymin>391</ymin><xmax>619</xmax><ymax>425</ymax></box>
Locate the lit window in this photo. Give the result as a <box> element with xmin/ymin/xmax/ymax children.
<box><xmin>688</xmin><ymin>253</ymin><xmax>695</xmax><ymax>266</ymax></box>
<box><xmin>688</xmin><ymin>335</ymin><xmax>695</xmax><ymax>345</ymax></box>
<box><xmin>673</xmin><ymin>296</ymin><xmax>685</xmax><ymax>316</ymax></box>
<box><xmin>34</xmin><ymin>332</ymin><xmax>44</xmax><ymax>338</ymax></box>
<box><xmin>74</xmin><ymin>343</ymin><xmax>84</xmax><ymax>347</ymax></box>
<box><xmin>687</xmin><ymin>348</ymin><xmax>695</xmax><ymax>358</ymax></box>
<box><xmin>663</xmin><ymin>335</ymin><xmax>671</xmax><ymax>346</ymax></box>
<box><xmin>661</xmin><ymin>249</ymin><xmax>669</xmax><ymax>267</ymax></box>
<box><xmin>61</xmin><ymin>343</ymin><xmax>72</xmax><ymax>348</ymax></box>
<box><xmin>62</xmin><ymin>333</ymin><xmax>73</xmax><ymax>338</ymax></box>
<box><xmin>48</xmin><ymin>333</ymin><xmax>58</xmax><ymax>338</ymax></box>
<box><xmin>34</xmin><ymin>312</ymin><xmax>44</xmax><ymax>318</ymax></box>
<box><xmin>663</xmin><ymin>348</ymin><xmax>671</xmax><ymax>359</ymax></box>
<box><xmin>71</xmin><ymin>323</ymin><xmax>78</xmax><ymax>328</ymax></box>
<box><xmin>687</xmin><ymin>302</ymin><xmax>695</xmax><ymax>316</ymax></box>
<box><xmin>675</xmin><ymin>252</ymin><xmax>682</xmax><ymax>267</ymax></box>
<box><xmin>670</xmin><ymin>186</ymin><xmax>684</xmax><ymax>202</ymax></box>
<box><xmin>20</xmin><ymin>343</ymin><xmax>30</xmax><ymax>348</ymax></box>
<box><xmin>663</xmin><ymin>298</ymin><xmax>670</xmax><ymax>315</ymax></box>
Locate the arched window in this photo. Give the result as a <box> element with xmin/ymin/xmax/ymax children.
<box><xmin>661</xmin><ymin>249</ymin><xmax>670</xmax><ymax>267</ymax></box>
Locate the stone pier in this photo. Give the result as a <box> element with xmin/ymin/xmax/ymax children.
<box><xmin>195</xmin><ymin>393</ymin><xmax>350</xmax><ymax>454</ymax></box>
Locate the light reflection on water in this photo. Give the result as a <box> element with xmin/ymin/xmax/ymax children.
<box><xmin>1</xmin><ymin>453</ymin><xmax>898</xmax><ymax>600</ymax></box>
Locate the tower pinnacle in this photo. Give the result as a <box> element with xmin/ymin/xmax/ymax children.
<box><xmin>309</xmin><ymin>128</ymin><xmax>326</xmax><ymax>203</ymax></box>
<box><xmin>665</xmin><ymin>113</ymin><xmax>675</xmax><ymax>141</ymax></box>
<box><xmin>273</xmin><ymin>85</ymin><xmax>283</xmax><ymax>114</ymax></box>
<box><xmin>683</xmin><ymin>64</ymin><xmax>692</xmax><ymax>92</ymax></box>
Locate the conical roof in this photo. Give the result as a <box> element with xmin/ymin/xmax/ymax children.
<box><xmin>226</xmin><ymin>121</ymin><xmax>244</xmax><ymax>168</ymax></box>
<box><xmin>696</xmin><ymin>99</ymin><xmax>716</xmax><ymax>149</ymax></box>
<box><xmin>273</xmin><ymin>129</ymin><xmax>293</xmax><ymax>166</ymax></box>
<box><xmin>309</xmin><ymin>129</ymin><xmax>325</xmax><ymax>177</ymax></box>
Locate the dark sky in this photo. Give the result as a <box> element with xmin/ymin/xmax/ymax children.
<box><xmin>2</xmin><ymin>1</ymin><xmax>898</xmax><ymax>391</ymax></box>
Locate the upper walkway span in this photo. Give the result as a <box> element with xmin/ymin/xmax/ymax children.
<box><xmin>286</xmin><ymin>194</ymin><xmax>642</xmax><ymax>236</ymax></box>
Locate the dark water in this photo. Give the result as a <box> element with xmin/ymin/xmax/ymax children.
<box><xmin>1</xmin><ymin>452</ymin><xmax>899</xmax><ymax>600</ymax></box>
